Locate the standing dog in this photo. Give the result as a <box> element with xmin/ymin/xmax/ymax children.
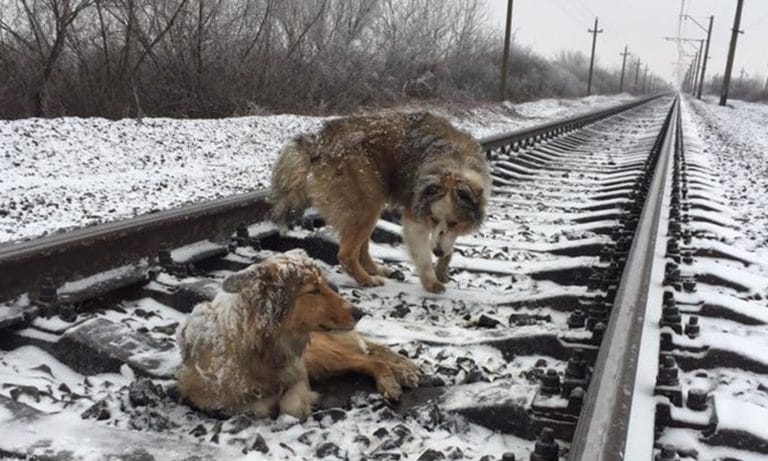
<box><xmin>176</xmin><ymin>250</ymin><xmax>419</xmax><ymax>419</ymax></box>
<box><xmin>270</xmin><ymin>112</ymin><xmax>491</xmax><ymax>293</ymax></box>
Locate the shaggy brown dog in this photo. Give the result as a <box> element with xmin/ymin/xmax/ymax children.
<box><xmin>270</xmin><ymin>112</ymin><xmax>491</xmax><ymax>293</ymax></box>
<box><xmin>176</xmin><ymin>250</ymin><xmax>419</xmax><ymax>419</ymax></box>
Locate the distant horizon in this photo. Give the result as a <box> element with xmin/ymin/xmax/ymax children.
<box><xmin>486</xmin><ymin>0</ymin><xmax>768</xmax><ymax>87</ymax></box>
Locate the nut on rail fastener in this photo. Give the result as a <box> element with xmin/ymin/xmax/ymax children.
<box><xmin>684</xmin><ymin>316</ymin><xmax>700</xmax><ymax>338</ymax></box>
<box><xmin>686</xmin><ymin>388</ymin><xmax>709</xmax><ymax>411</ymax></box>
<box><xmin>540</xmin><ymin>369</ymin><xmax>561</xmax><ymax>395</ymax></box>
<box><xmin>530</xmin><ymin>427</ymin><xmax>559</xmax><ymax>461</ymax></box>
<box><xmin>655</xmin><ymin>445</ymin><xmax>679</xmax><ymax>461</ymax></box>
<box><xmin>567</xmin><ymin>309</ymin><xmax>586</xmax><ymax>329</ymax></box>
<box><xmin>655</xmin><ymin>355</ymin><xmax>683</xmax><ymax>406</ymax></box>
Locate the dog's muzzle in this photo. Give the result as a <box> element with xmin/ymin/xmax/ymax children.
<box><xmin>432</xmin><ymin>248</ymin><xmax>445</xmax><ymax>257</ymax></box>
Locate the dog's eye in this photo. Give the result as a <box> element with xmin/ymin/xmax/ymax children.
<box><xmin>423</xmin><ymin>184</ymin><xmax>441</xmax><ymax>198</ymax></box>
<box><xmin>308</xmin><ymin>285</ymin><xmax>322</xmax><ymax>294</ymax></box>
<box><xmin>447</xmin><ymin>220</ymin><xmax>458</xmax><ymax>228</ymax></box>
<box><xmin>456</xmin><ymin>188</ymin><xmax>475</xmax><ymax>204</ymax></box>
<box><xmin>430</xmin><ymin>217</ymin><xmax>439</xmax><ymax>226</ymax></box>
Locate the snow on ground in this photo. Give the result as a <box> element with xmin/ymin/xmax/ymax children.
<box><xmin>684</xmin><ymin>96</ymin><xmax>768</xmax><ymax>272</ymax></box>
<box><xmin>0</xmin><ymin>94</ymin><xmax>634</xmax><ymax>244</ymax></box>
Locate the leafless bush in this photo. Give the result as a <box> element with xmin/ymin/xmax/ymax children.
<box><xmin>0</xmin><ymin>0</ymin><xmax>631</xmax><ymax>119</ymax></box>
<box><xmin>704</xmin><ymin>73</ymin><xmax>768</xmax><ymax>103</ymax></box>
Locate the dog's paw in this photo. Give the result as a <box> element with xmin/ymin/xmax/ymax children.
<box><xmin>384</xmin><ymin>269</ymin><xmax>405</xmax><ymax>281</ymax></box>
<box><xmin>394</xmin><ymin>364</ymin><xmax>421</xmax><ymax>389</ymax></box>
<box><xmin>423</xmin><ymin>279</ymin><xmax>445</xmax><ymax>293</ymax></box>
<box><xmin>377</xmin><ymin>376</ymin><xmax>403</xmax><ymax>401</ymax></box>
<box><xmin>359</xmin><ymin>275</ymin><xmax>385</xmax><ymax>287</ymax></box>
<box><xmin>435</xmin><ymin>268</ymin><xmax>451</xmax><ymax>284</ymax></box>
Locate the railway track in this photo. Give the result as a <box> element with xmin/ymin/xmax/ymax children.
<box><xmin>2</xmin><ymin>94</ymin><xmax>767</xmax><ymax>461</ymax></box>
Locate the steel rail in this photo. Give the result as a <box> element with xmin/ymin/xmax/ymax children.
<box><xmin>480</xmin><ymin>93</ymin><xmax>666</xmax><ymax>152</ymax></box>
<box><xmin>568</xmin><ymin>96</ymin><xmax>680</xmax><ymax>460</ymax></box>
<box><xmin>0</xmin><ymin>94</ymin><xmax>666</xmax><ymax>302</ymax></box>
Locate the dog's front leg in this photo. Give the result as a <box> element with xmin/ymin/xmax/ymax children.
<box><xmin>403</xmin><ymin>216</ymin><xmax>444</xmax><ymax>293</ymax></box>
<box><xmin>279</xmin><ymin>378</ymin><xmax>316</xmax><ymax>421</ymax></box>
<box><xmin>434</xmin><ymin>253</ymin><xmax>452</xmax><ymax>283</ymax></box>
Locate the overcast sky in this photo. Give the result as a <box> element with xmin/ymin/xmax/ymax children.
<box><xmin>486</xmin><ymin>0</ymin><xmax>768</xmax><ymax>86</ymax></box>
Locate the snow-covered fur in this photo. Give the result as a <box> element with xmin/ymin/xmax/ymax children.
<box><xmin>176</xmin><ymin>249</ymin><xmax>362</xmax><ymax>419</ymax></box>
<box><xmin>269</xmin><ymin>112</ymin><xmax>491</xmax><ymax>293</ymax></box>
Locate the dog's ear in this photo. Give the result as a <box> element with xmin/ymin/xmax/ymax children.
<box><xmin>455</xmin><ymin>182</ymin><xmax>485</xmax><ymax>226</ymax></box>
<box><xmin>222</xmin><ymin>253</ymin><xmax>317</xmax><ymax>327</ymax></box>
<box><xmin>455</xmin><ymin>182</ymin><xmax>479</xmax><ymax>206</ymax></box>
<box><xmin>222</xmin><ymin>265</ymin><xmax>261</xmax><ymax>293</ymax></box>
<box><xmin>414</xmin><ymin>176</ymin><xmax>444</xmax><ymax>217</ymax></box>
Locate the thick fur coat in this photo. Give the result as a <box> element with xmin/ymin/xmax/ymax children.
<box><xmin>176</xmin><ymin>250</ymin><xmax>420</xmax><ymax>419</ymax></box>
<box><xmin>270</xmin><ymin>112</ymin><xmax>491</xmax><ymax>293</ymax></box>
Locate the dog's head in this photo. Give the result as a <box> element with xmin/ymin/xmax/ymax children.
<box><xmin>414</xmin><ymin>170</ymin><xmax>488</xmax><ymax>258</ymax></box>
<box><xmin>221</xmin><ymin>249</ymin><xmax>364</xmax><ymax>336</ymax></box>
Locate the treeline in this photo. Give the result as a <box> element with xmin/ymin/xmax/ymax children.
<box><xmin>702</xmin><ymin>73</ymin><xmax>768</xmax><ymax>104</ymax></box>
<box><xmin>1</xmin><ymin>0</ymin><xmax>649</xmax><ymax>119</ymax></box>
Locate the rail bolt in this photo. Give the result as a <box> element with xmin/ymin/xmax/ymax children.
<box><xmin>590</xmin><ymin>322</ymin><xmax>606</xmax><ymax>344</ymax></box>
<box><xmin>567</xmin><ymin>387</ymin><xmax>585</xmax><ymax>414</ymax></box>
<box><xmin>235</xmin><ymin>223</ymin><xmax>249</xmax><ymax>244</ymax></box>
<box><xmin>662</xmin><ymin>292</ymin><xmax>675</xmax><ymax>307</ymax></box>
<box><xmin>666</xmin><ymin>239</ymin><xmax>679</xmax><ymax>254</ymax></box>
<box><xmin>158</xmin><ymin>246</ymin><xmax>173</xmax><ymax>267</ymax></box>
<box><xmin>530</xmin><ymin>427</ymin><xmax>559</xmax><ymax>461</ymax></box>
<box><xmin>37</xmin><ymin>277</ymin><xmax>59</xmax><ymax>305</ymax></box>
<box><xmin>655</xmin><ymin>445</ymin><xmax>679</xmax><ymax>461</ymax></box>
<box><xmin>656</xmin><ymin>355</ymin><xmax>680</xmax><ymax>387</ymax></box>
<box><xmin>540</xmin><ymin>369</ymin><xmax>561</xmax><ymax>395</ymax></box>
<box><xmin>686</xmin><ymin>388</ymin><xmax>709</xmax><ymax>411</ymax></box>
<box><xmin>565</xmin><ymin>350</ymin><xmax>587</xmax><ymax>380</ymax></box>
<box><xmin>567</xmin><ymin>310</ymin><xmax>586</xmax><ymax>329</ymax></box>
<box><xmin>684</xmin><ymin>316</ymin><xmax>700</xmax><ymax>338</ymax></box>
<box><xmin>682</xmin><ymin>279</ymin><xmax>697</xmax><ymax>293</ymax></box>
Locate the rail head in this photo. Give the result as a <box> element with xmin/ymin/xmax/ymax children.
<box><xmin>478</xmin><ymin>93</ymin><xmax>668</xmax><ymax>151</ymax></box>
<box><xmin>567</xmin><ymin>96</ymin><xmax>680</xmax><ymax>461</ymax></box>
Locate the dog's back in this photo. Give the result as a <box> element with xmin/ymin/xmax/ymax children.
<box><xmin>270</xmin><ymin>112</ymin><xmax>483</xmax><ymax>223</ymax></box>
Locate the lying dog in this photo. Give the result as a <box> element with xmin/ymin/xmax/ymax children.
<box><xmin>270</xmin><ymin>112</ymin><xmax>491</xmax><ymax>293</ymax></box>
<box><xmin>176</xmin><ymin>250</ymin><xmax>419</xmax><ymax>419</ymax></box>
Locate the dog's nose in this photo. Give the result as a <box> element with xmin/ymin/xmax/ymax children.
<box><xmin>351</xmin><ymin>307</ymin><xmax>367</xmax><ymax>322</ymax></box>
<box><xmin>433</xmin><ymin>248</ymin><xmax>445</xmax><ymax>257</ymax></box>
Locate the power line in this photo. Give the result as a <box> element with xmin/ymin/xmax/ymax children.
<box><xmin>552</xmin><ymin>0</ymin><xmax>591</xmax><ymax>25</ymax></box>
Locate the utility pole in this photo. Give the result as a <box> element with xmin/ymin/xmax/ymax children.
<box><xmin>642</xmin><ymin>65</ymin><xmax>649</xmax><ymax>93</ymax></box>
<box><xmin>587</xmin><ymin>17</ymin><xmax>603</xmax><ymax>95</ymax></box>
<box><xmin>633</xmin><ymin>59</ymin><xmax>641</xmax><ymax>91</ymax></box>
<box><xmin>619</xmin><ymin>45</ymin><xmax>630</xmax><ymax>92</ymax></box>
<box><xmin>720</xmin><ymin>0</ymin><xmax>745</xmax><ymax>106</ymax></box>
<box><xmin>499</xmin><ymin>0</ymin><xmax>514</xmax><ymax>101</ymax></box>
<box><xmin>697</xmin><ymin>16</ymin><xmax>714</xmax><ymax>99</ymax></box>
<box><xmin>692</xmin><ymin>48</ymin><xmax>702</xmax><ymax>95</ymax></box>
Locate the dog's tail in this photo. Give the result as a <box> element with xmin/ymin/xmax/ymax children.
<box><xmin>270</xmin><ymin>135</ymin><xmax>314</xmax><ymax>232</ymax></box>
